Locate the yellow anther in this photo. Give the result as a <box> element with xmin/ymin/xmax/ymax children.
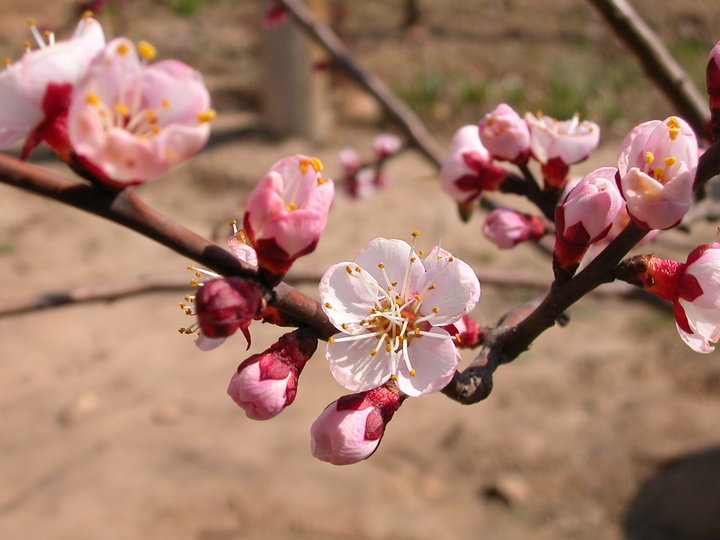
<box><xmin>387</xmin><ymin>286</ymin><xmax>393</xmax><ymax>291</ymax></box>
<box><xmin>432</xmin><ymin>306</ymin><xmax>440</xmax><ymax>313</ymax></box>
<box><xmin>324</xmin><ymin>302</ymin><xmax>332</xmax><ymax>308</ymax></box>
<box><xmin>178</xmin><ymin>328</ymin><xmax>185</xmax><ymax>334</ymax></box>
<box><xmin>410</xmin><ymin>257</ymin><xmax>416</xmax><ymax>262</ymax></box>
<box><xmin>310</xmin><ymin>157</ymin><xmax>324</xmax><ymax>171</ymax></box>
<box><xmin>378</xmin><ymin>262</ymin><xmax>385</xmax><ymax>268</ymax></box>
<box><xmin>187</xmin><ymin>265</ymin><xmax>195</xmax><ymax>270</ymax></box>
<box><xmin>114</xmin><ymin>103</ymin><xmax>130</xmax><ymax>116</ymax></box>
<box><xmin>137</xmin><ymin>40</ymin><xmax>157</xmax><ymax>61</ymax></box>
<box><xmin>196</xmin><ymin>109</ymin><xmax>216</xmax><ymax>123</ymax></box>
<box><xmin>355</xmin><ymin>266</ymin><xmax>361</xmax><ymax>273</ymax></box>
<box><xmin>82</xmin><ymin>10</ymin><xmax>93</xmax><ymax>18</ymax></box>
<box><xmin>229</xmin><ymin>220</ymin><xmax>237</xmax><ymax>226</ymax></box>
<box><xmin>345</xmin><ymin>265</ymin><xmax>353</xmax><ymax>274</ymax></box>
<box><xmin>285</xmin><ymin>202</ymin><xmax>297</xmax><ymax>211</ymax></box>
<box><xmin>86</xmin><ymin>92</ymin><xmax>101</xmax><ymax>105</ymax></box>
<box><xmin>194</xmin><ymin>272</ymin><xmax>202</xmax><ymax>278</ymax></box>
<box><xmin>417</xmin><ymin>250</ymin><xmax>424</xmax><ymax>256</ymax></box>
<box><xmin>161</xmin><ymin>99</ymin><xmax>170</xmax><ymax>108</ymax></box>
<box><xmin>409</xmin><ymin>369</ymin><xmax>416</xmax><ymax>377</ymax></box>
<box><xmin>317</xmin><ymin>177</ymin><xmax>326</xmax><ymax>185</ymax></box>
<box><xmin>23</xmin><ymin>41</ymin><xmax>32</xmax><ymax>51</ymax></box>
<box><xmin>428</xmin><ymin>284</ymin><xmax>436</xmax><ymax>290</ymax></box>
<box><xmin>299</xmin><ymin>158</ymin><xmax>310</xmax><ymax>174</ymax></box>
<box><xmin>385</xmin><ymin>344</ymin><xmax>392</xmax><ymax>352</ymax></box>
<box><xmin>328</xmin><ymin>336</ymin><xmax>335</xmax><ymax>343</ymax></box>
<box><xmin>178</xmin><ymin>302</ymin><xmax>186</xmax><ymax>309</ymax></box>
<box><xmin>390</xmin><ymin>374</ymin><xmax>398</xmax><ymax>381</ymax></box>
<box><xmin>370</xmin><ymin>350</ymin><xmax>378</xmax><ymax>356</ymax></box>
<box><xmin>43</xmin><ymin>30</ymin><xmax>51</xmax><ymax>38</ymax></box>
<box><xmin>664</xmin><ymin>156</ymin><xmax>677</xmax><ymax>167</ymax></box>
<box><xmin>116</xmin><ymin>42</ymin><xmax>130</xmax><ymax>55</ymax></box>
<box><xmin>668</xmin><ymin>127</ymin><xmax>680</xmax><ymax>140</ymax></box>
<box><xmin>184</xmin><ymin>309</ymin><xmax>193</xmax><ymax>315</ymax></box>
<box><xmin>644</xmin><ymin>151</ymin><xmax>654</xmax><ymax>165</ymax></box>
<box><xmin>341</xmin><ymin>323</ymin><xmax>349</xmax><ymax>330</ymax></box>
<box><xmin>3</xmin><ymin>58</ymin><xmax>11</xmax><ymax>66</ymax></box>
<box><xmin>27</xmin><ymin>18</ymin><xmax>37</xmax><ymax>27</ymax></box>
<box><xmin>151</xmin><ymin>126</ymin><xmax>161</xmax><ymax>134</ymax></box>
<box><xmin>411</xmin><ymin>231</ymin><xmax>420</xmax><ymax>237</ymax></box>
<box><xmin>414</xmin><ymin>328</ymin><xmax>421</xmax><ymax>335</ymax></box>
<box><xmin>455</xmin><ymin>334</ymin><xmax>461</xmax><ymax>342</ymax></box>
<box><xmin>653</xmin><ymin>167</ymin><xmax>665</xmax><ymax>179</ymax></box>
<box><xmin>190</xmin><ymin>279</ymin><xmax>200</xmax><ymax>287</ymax></box>
<box><xmin>448</xmin><ymin>257</ymin><xmax>454</xmax><ymax>262</ymax></box>
<box><xmin>391</xmin><ymin>281</ymin><xmax>398</xmax><ymax>286</ymax></box>
<box><xmin>666</xmin><ymin>117</ymin><xmax>681</xmax><ymax>140</ymax></box>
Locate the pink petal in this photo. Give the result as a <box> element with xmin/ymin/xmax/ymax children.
<box><xmin>354</xmin><ymin>238</ymin><xmax>423</xmax><ymax>292</ymax></box>
<box><xmin>326</xmin><ymin>334</ymin><xmax>393</xmax><ymax>392</ymax></box>
<box><xmin>320</xmin><ymin>263</ymin><xmax>382</xmax><ymax>330</ymax></box>
<box><xmin>397</xmin><ymin>330</ymin><xmax>460</xmax><ymax>396</ymax></box>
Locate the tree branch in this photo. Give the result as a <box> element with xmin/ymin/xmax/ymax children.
<box><xmin>586</xmin><ymin>0</ymin><xmax>709</xmax><ymax>138</ymax></box>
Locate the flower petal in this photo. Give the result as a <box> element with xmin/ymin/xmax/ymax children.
<box><xmin>320</xmin><ymin>263</ymin><xmax>382</xmax><ymax>332</ymax></box>
<box><xmin>397</xmin><ymin>330</ymin><xmax>460</xmax><ymax>396</ymax></box>
<box><xmin>355</xmin><ymin>237</ymin><xmax>423</xmax><ymax>292</ymax></box>
<box><xmin>327</xmin><ymin>333</ymin><xmax>393</xmax><ymax>392</ymax></box>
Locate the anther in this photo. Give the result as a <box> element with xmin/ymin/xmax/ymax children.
<box><xmin>345</xmin><ymin>265</ymin><xmax>353</xmax><ymax>274</ymax></box>
<box><xmin>378</xmin><ymin>263</ymin><xmax>385</xmax><ymax>268</ymax></box>
<box><xmin>432</xmin><ymin>306</ymin><xmax>440</xmax><ymax>313</ymax></box>
<box><xmin>411</xmin><ymin>231</ymin><xmax>420</xmax><ymax>237</ymax></box>
<box><xmin>644</xmin><ymin>151</ymin><xmax>655</xmax><ymax>165</ymax></box>
<box><xmin>324</xmin><ymin>302</ymin><xmax>332</xmax><ymax>308</ymax></box>
<box><xmin>114</xmin><ymin>103</ymin><xmax>130</xmax><ymax>116</ymax></box>
<box><xmin>328</xmin><ymin>337</ymin><xmax>335</xmax><ymax>343</ymax></box>
<box><xmin>664</xmin><ymin>156</ymin><xmax>677</xmax><ymax>167</ymax></box>
<box><xmin>370</xmin><ymin>350</ymin><xmax>378</xmax><ymax>356</ymax></box>
<box><xmin>82</xmin><ymin>10</ymin><xmax>93</xmax><ymax>18</ymax></box>
<box><xmin>3</xmin><ymin>58</ymin><xmax>11</xmax><ymax>66</ymax></box>
<box><xmin>390</xmin><ymin>374</ymin><xmax>398</xmax><ymax>381</ymax></box>
<box><xmin>409</xmin><ymin>369</ymin><xmax>416</xmax><ymax>377</ymax></box>
<box><xmin>417</xmin><ymin>250</ymin><xmax>424</xmax><ymax>256</ymax></box>
<box><xmin>196</xmin><ymin>109</ymin><xmax>216</xmax><ymax>123</ymax></box>
<box><xmin>137</xmin><ymin>40</ymin><xmax>157</xmax><ymax>61</ymax></box>
<box><xmin>116</xmin><ymin>43</ymin><xmax>130</xmax><ymax>55</ymax></box>
<box><xmin>86</xmin><ymin>92</ymin><xmax>101</xmax><ymax>105</ymax></box>
<box><xmin>410</xmin><ymin>257</ymin><xmax>416</xmax><ymax>262</ymax></box>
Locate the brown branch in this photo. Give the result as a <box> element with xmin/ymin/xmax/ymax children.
<box><xmin>0</xmin><ymin>153</ymin><xmax>338</xmax><ymax>337</ymax></box>
<box><xmin>443</xmin><ymin>136</ymin><xmax>720</xmax><ymax>404</ymax></box>
<box><xmin>276</xmin><ymin>0</ymin><xmax>444</xmax><ymax>168</ymax></box>
<box><xmin>586</xmin><ymin>0</ymin><xmax>709</xmax><ymax>138</ymax></box>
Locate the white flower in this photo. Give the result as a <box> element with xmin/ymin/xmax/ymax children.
<box><xmin>319</xmin><ymin>237</ymin><xmax>480</xmax><ymax>397</ymax></box>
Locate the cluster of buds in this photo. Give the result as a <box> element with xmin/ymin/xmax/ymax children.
<box><xmin>337</xmin><ymin>133</ymin><xmax>401</xmax><ymax>199</ymax></box>
<box><xmin>0</xmin><ymin>14</ymin><xmax>214</xmax><ymax>187</ymax></box>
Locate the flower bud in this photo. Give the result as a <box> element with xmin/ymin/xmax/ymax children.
<box><xmin>707</xmin><ymin>40</ymin><xmax>720</xmax><ymax>140</ymax></box>
<box><xmin>615</xmin><ymin>243</ymin><xmax>720</xmax><ymax>353</ymax></box>
<box><xmin>372</xmin><ymin>133</ymin><xmax>401</xmax><ymax>158</ymax></box>
<box><xmin>617</xmin><ymin>117</ymin><xmax>698</xmax><ymax>230</ymax></box>
<box><xmin>440</xmin><ymin>125</ymin><xmax>507</xmax><ymax>219</ymax></box>
<box><xmin>482</xmin><ymin>208</ymin><xmax>545</xmax><ymax>249</ymax></box>
<box><xmin>195</xmin><ymin>277</ymin><xmax>263</xmax><ymax>345</ymax></box>
<box><xmin>338</xmin><ymin>147</ymin><xmax>362</xmax><ymax>176</ymax></box>
<box><xmin>478</xmin><ymin>103</ymin><xmax>530</xmax><ymax>163</ymax></box>
<box><xmin>442</xmin><ymin>314</ymin><xmax>483</xmax><ymax>349</ymax></box>
<box><xmin>310</xmin><ymin>384</ymin><xmax>403</xmax><ymax>465</ymax></box>
<box><xmin>554</xmin><ymin>167</ymin><xmax>623</xmax><ymax>275</ymax></box>
<box><xmin>227</xmin><ymin>328</ymin><xmax>318</xmax><ymax>420</ymax></box>
<box><xmin>525</xmin><ymin>112</ymin><xmax>600</xmax><ymax>187</ymax></box>
<box><xmin>243</xmin><ymin>154</ymin><xmax>334</xmax><ymax>278</ymax></box>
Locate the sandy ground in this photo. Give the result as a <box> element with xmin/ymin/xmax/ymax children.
<box><xmin>1</xmin><ymin>2</ymin><xmax>720</xmax><ymax>540</ymax></box>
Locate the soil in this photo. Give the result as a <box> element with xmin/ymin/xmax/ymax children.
<box><xmin>1</xmin><ymin>2</ymin><xmax>720</xmax><ymax>540</ymax></box>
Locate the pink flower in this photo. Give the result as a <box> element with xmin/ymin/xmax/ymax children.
<box><xmin>617</xmin><ymin>244</ymin><xmax>720</xmax><ymax>353</ymax></box>
<box><xmin>440</xmin><ymin>125</ymin><xmax>508</xmax><ymax>209</ymax></box>
<box><xmin>525</xmin><ymin>112</ymin><xmax>600</xmax><ymax>187</ymax></box>
<box><xmin>617</xmin><ymin>117</ymin><xmax>698</xmax><ymax>230</ymax></box>
<box><xmin>319</xmin><ymin>237</ymin><xmax>480</xmax><ymax>397</ymax></box>
<box><xmin>372</xmin><ymin>133</ymin><xmax>401</xmax><ymax>158</ymax></box>
<box><xmin>344</xmin><ymin>167</ymin><xmax>375</xmax><ymax>199</ymax></box>
<box><xmin>554</xmin><ymin>167</ymin><xmax>623</xmax><ymax>272</ymax></box>
<box><xmin>227</xmin><ymin>328</ymin><xmax>317</xmax><ymax>420</ymax></box>
<box><xmin>0</xmin><ymin>15</ymin><xmax>105</xmax><ymax>158</ymax></box>
<box><xmin>478</xmin><ymin>103</ymin><xmax>530</xmax><ymax>163</ymax></box>
<box><xmin>243</xmin><ymin>154</ymin><xmax>335</xmax><ymax>277</ymax></box>
<box><xmin>482</xmin><ymin>208</ymin><xmax>545</xmax><ymax>249</ymax></box>
<box><xmin>68</xmin><ymin>38</ymin><xmax>213</xmax><ymax>187</ymax></box>
<box><xmin>193</xmin><ymin>277</ymin><xmax>264</xmax><ymax>351</ymax></box>
<box><xmin>310</xmin><ymin>384</ymin><xmax>403</xmax><ymax>465</ymax></box>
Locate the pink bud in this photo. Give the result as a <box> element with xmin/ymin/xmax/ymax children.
<box><xmin>554</xmin><ymin>167</ymin><xmax>623</xmax><ymax>274</ymax></box>
<box><xmin>617</xmin><ymin>117</ymin><xmax>698</xmax><ymax>230</ymax></box>
<box><xmin>482</xmin><ymin>208</ymin><xmax>545</xmax><ymax>249</ymax></box>
<box><xmin>442</xmin><ymin>314</ymin><xmax>483</xmax><ymax>349</ymax></box>
<box><xmin>0</xmin><ymin>16</ymin><xmax>105</xmax><ymax>157</ymax></box>
<box><xmin>227</xmin><ymin>328</ymin><xmax>318</xmax><ymax>420</ymax></box>
<box><xmin>440</xmin><ymin>125</ymin><xmax>508</xmax><ymax>205</ymax></box>
<box><xmin>243</xmin><ymin>154</ymin><xmax>335</xmax><ymax>277</ymax></box>
<box><xmin>372</xmin><ymin>133</ymin><xmax>401</xmax><ymax>158</ymax></box>
<box><xmin>338</xmin><ymin>147</ymin><xmax>362</xmax><ymax>176</ymax></box>
<box><xmin>195</xmin><ymin>277</ymin><xmax>263</xmax><ymax>344</ymax></box>
<box><xmin>616</xmin><ymin>244</ymin><xmax>720</xmax><ymax>353</ymax></box>
<box><xmin>68</xmin><ymin>38</ymin><xmax>213</xmax><ymax>187</ymax></box>
<box><xmin>707</xmin><ymin>40</ymin><xmax>720</xmax><ymax>139</ymax></box>
<box><xmin>478</xmin><ymin>103</ymin><xmax>530</xmax><ymax>163</ymax></box>
<box><xmin>310</xmin><ymin>384</ymin><xmax>403</xmax><ymax>465</ymax></box>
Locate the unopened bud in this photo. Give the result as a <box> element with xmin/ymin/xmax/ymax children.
<box><xmin>195</xmin><ymin>277</ymin><xmax>263</xmax><ymax>344</ymax></box>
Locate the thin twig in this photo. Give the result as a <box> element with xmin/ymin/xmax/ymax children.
<box><xmin>276</xmin><ymin>0</ymin><xmax>445</xmax><ymax>168</ymax></box>
<box><xmin>586</xmin><ymin>0</ymin><xmax>709</xmax><ymax>138</ymax></box>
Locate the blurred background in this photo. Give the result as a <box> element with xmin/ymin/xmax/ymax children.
<box><xmin>1</xmin><ymin>1</ymin><xmax>720</xmax><ymax>539</ymax></box>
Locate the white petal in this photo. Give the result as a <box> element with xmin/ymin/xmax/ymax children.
<box><xmin>676</xmin><ymin>322</ymin><xmax>715</xmax><ymax>353</ymax></box>
<box><xmin>194</xmin><ymin>332</ymin><xmax>226</xmax><ymax>351</ymax></box>
<box><xmin>320</xmin><ymin>262</ymin><xmax>382</xmax><ymax>333</ymax></box>
<box><xmin>417</xmin><ymin>248</ymin><xmax>480</xmax><ymax>325</ymax></box>
<box><xmin>326</xmin><ymin>333</ymin><xmax>393</xmax><ymax>392</ymax></box>
<box><xmin>355</xmin><ymin>238</ymin><xmax>423</xmax><ymax>292</ymax></box>
<box><xmin>396</xmin><ymin>330</ymin><xmax>460</xmax><ymax>396</ymax></box>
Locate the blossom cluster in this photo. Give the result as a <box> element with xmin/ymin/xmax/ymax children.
<box><xmin>0</xmin><ymin>14</ymin><xmax>213</xmax><ymax>187</ymax></box>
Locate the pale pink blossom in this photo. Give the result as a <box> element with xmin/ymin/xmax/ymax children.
<box><xmin>310</xmin><ymin>384</ymin><xmax>402</xmax><ymax>465</ymax></box>
<box><xmin>0</xmin><ymin>16</ymin><xmax>105</xmax><ymax>156</ymax></box>
<box><xmin>338</xmin><ymin>147</ymin><xmax>362</xmax><ymax>176</ymax></box>
<box><xmin>227</xmin><ymin>329</ymin><xmax>317</xmax><ymax>420</ymax></box>
<box><xmin>243</xmin><ymin>154</ymin><xmax>334</xmax><ymax>275</ymax></box>
<box><xmin>525</xmin><ymin>112</ymin><xmax>600</xmax><ymax>165</ymax></box>
<box><xmin>319</xmin><ymin>238</ymin><xmax>480</xmax><ymax>397</ymax></box>
<box><xmin>68</xmin><ymin>38</ymin><xmax>213</xmax><ymax>187</ymax></box>
<box><xmin>482</xmin><ymin>208</ymin><xmax>545</xmax><ymax>249</ymax></box>
<box><xmin>440</xmin><ymin>125</ymin><xmax>507</xmax><ymax>205</ymax></box>
<box><xmin>617</xmin><ymin>117</ymin><xmax>698</xmax><ymax>230</ymax></box>
<box><xmin>372</xmin><ymin>133</ymin><xmax>401</xmax><ymax>158</ymax></box>
<box><xmin>478</xmin><ymin>103</ymin><xmax>530</xmax><ymax>163</ymax></box>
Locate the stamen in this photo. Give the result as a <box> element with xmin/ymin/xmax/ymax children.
<box><xmin>82</xmin><ymin>10</ymin><xmax>94</xmax><ymax>18</ymax></box>
<box><xmin>644</xmin><ymin>151</ymin><xmax>654</xmax><ymax>165</ymax></box>
<box><xmin>664</xmin><ymin>156</ymin><xmax>677</xmax><ymax>167</ymax></box>
<box><xmin>3</xmin><ymin>59</ymin><xmax>11</xmax><ymax>67</ymax></box>
<box><xmin>116</xmin><ymin>43</ymin><xmax>130</xmax><ymax>55</ymax></box>
<box><xmin>86</xmin><ymin>92</ymin><xmax>101</xmax><ymax>105</ymax></box>
<box><xmin>137</xmin><ymin>41</ymin><xmax>157</xmax><ymax>61</ymax></box>
<box><xmin>196</xmin><ymin>109</ymin><xmax>216</xmax><ymax>123</ymax></box>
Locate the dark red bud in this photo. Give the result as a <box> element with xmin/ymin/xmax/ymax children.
<box><xmin>195</xmin><ymin>277</ymin><xmax>263</xmax><ymax>339</ymax></box>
